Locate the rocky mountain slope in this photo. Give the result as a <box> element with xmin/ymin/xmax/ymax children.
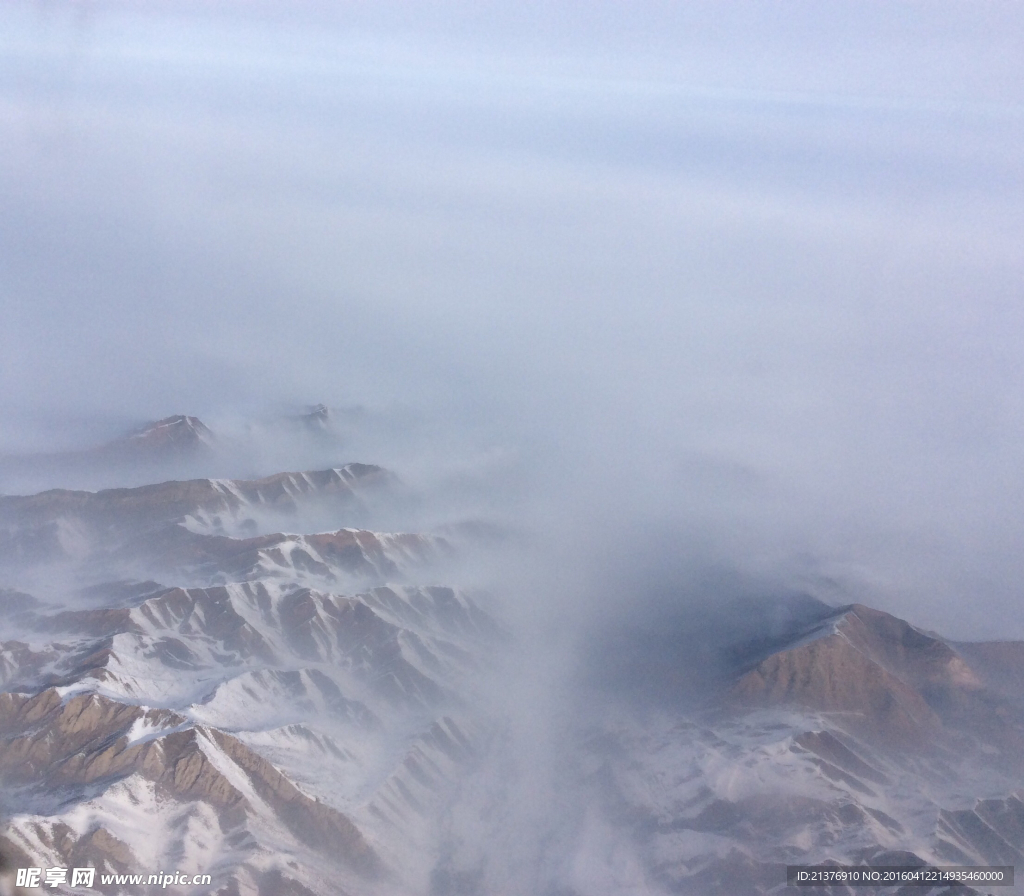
<box><xmin>0</xmin><ymin>453</ymin><xmax>500</xmax><ymax>895</ymax></box>
<box><xmin>556</xmin><ymin>597</ymin><xmax>1024</xmax><ymax>895</ymax></box>
<box><xmin>0</xmin><ymin>427</ymin><xmax>1021</xmax><ymax>895</ymax></box>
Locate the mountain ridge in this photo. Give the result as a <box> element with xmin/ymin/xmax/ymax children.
<box><xmin>0</xmin><ymin>438</ymin><xmax>1021</xmax><ymax>894</ymax></box>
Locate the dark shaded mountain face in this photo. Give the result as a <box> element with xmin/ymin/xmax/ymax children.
<box><xmin>300</xmin><ymin>405</ymin><xmax>331</xmax><ymax>431</ymax></box>
<box><xmin>0</xmin><ymin>435</ymin><xmax>1022</xmax><ymax>895</ymax></box>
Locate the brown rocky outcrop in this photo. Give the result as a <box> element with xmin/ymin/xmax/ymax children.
<box><xmin>730</xmin><ymin>604</ymin><xmax>1024</xmax><ymax>751</ymax></box>
<box><xmin>0</xmin><ymin>689</ymin><xmax>380</xmax><ymax>877</ymax></box>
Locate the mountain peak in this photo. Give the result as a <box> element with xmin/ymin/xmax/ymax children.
<box><xmin>300</xmin><ymin>403</ymin><xmax>331</xmax><ymax>430</ymax></box>
<box><xmin>122</xmin><ymin>415</ymin><xmax>213</xmax><ymax>454</ymax></box>
<box><xmin>729</xmin><ymin>601</ymin><xmax>1015</xmax><ymax>749</ymax></box>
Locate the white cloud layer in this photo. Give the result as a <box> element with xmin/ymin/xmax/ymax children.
<box><xmin>1</xmin><ymin>0</ymin><xmax>1023</xmax><ymax>638</ymax></box>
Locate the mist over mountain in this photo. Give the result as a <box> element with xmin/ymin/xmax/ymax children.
<box><xmin>1</xmin><ymin>1</ymin><xmax>1023</xmax><ymax>894</ymax></box>
<box><xmin>0</xmin><ymin>415</ymin><xmax>1022</xmax><ymax>895</ymax></box>
<box><xmin>3</xmin><ymin>0</ymin><xmax>1023</xmax><ymax>637</ymax></box>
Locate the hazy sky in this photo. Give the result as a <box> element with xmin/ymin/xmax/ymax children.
<box><xmin>2</xmin><ymin>1</ymin><xmax>1024</xmax><ymax>637</ymax></box>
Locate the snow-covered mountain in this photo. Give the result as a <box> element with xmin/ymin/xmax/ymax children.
<box><xmin>554</xmin><ymin>598</ymin><xmax>1024</xmax><ymax>894</ymax></box>
<box><xmin>0</xmin><ymin>440</ymin><xmax>1021</xmax><ymax>895</ymax></box>
<box><xmin>0</xmin><ymin>455</ymin><xmax>499</xmax><ymax>895</ymax></box>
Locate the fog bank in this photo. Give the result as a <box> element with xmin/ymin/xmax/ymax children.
<box><xmin>2</xmin><ymin>1</ymin><xmax>1023</xmax><ymax>638</ymax></box>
